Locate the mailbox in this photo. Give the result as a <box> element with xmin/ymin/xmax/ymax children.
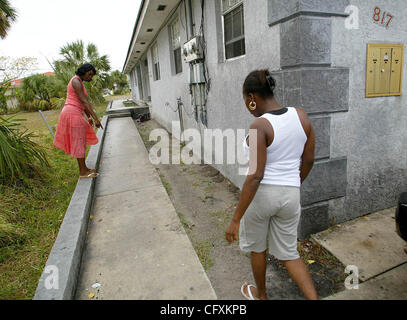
<box><xmin>366</xmin><ymin>43</ymin><xmax>404</xmax><ymax>97</ymax></box>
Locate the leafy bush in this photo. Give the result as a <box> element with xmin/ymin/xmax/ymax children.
<box><xmin>0</xmin><ymin>115</ymin><xmax>49</xmax><ymax>184</ymax></box>
<box><xmin>50</xmin><ymin>97</ymin><xmax>65</xmax><ymax>109</ymax></box>
<box><xmin>0</xmin><ymin>80</ymin><xmax>11</xmax><ymax>114</ymax></box>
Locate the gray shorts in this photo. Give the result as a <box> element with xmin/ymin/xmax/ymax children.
<box><xmin>239</xmin><ymin>184</ymin><xmax>301</xmax><ymax>261</ymax></box>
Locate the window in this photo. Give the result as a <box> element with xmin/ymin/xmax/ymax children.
<box><xmin>170</xmin><ymin>18</ymin><xmax>182</xmax><ymax>74</ymax></box>
<box><xmin>222</xmin><ymin>0</ymin><xmax>245</xmax><ymax>60</ymax></box>
<box><xmin>152</xmin><ymin>43</ymin><xmax>160</xmax><ymax>81</ymax></box>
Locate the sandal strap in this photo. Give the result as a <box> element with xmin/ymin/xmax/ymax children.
<box><xmin>80</xmin><ymin>172</ymin><xmax>99</xmax><ymax>178</ymax></box>
<box><xmin>247</xmin><ymin>284</ymin><xmax>256</xmax><ymax>300</ymax></box>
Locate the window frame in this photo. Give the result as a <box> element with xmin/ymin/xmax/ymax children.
<box><xmin>170</xmin><ymin>17</ymin><xmax>183</xmax><ymax>75</ymax></box>
<box><xmin>151</xmin><ymin>42</ymin><xmax>161</xmax><ymax>81</ymax></box>
<box><xmin>221</xmin><ymin>0</ymin><xmax>245</xmax><ymax>61</ymax></box>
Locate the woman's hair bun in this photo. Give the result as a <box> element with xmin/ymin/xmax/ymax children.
<box><xmin>243</xmin><ymin>69</ymin><xmax>276</xmax><ymax>98</ymax></box>
<box><xmin>265</xmin><ymin>72</ymin><xmax>276</xmax><ymax>92</ymax></box>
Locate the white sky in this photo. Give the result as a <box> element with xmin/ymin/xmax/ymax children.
<box><xmin>0</xmin><ymin>0</ymin><xmax>141</xmax><ymax>74</ymax></box>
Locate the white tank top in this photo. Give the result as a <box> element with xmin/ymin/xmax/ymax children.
<box><xmin>243</xmin><ymin>107</ymin><xmax>307</xmax><ymax>187</ymax></box>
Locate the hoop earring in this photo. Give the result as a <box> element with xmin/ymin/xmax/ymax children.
<box><xmin>249</xmin><ymin>101</ymin><xmax>257</xmax><ymax>111</ymax></box>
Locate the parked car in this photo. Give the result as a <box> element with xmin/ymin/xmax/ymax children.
<box><xmin>396</xmin><ymin>192</ymin><xmax>407</xmax><ymax>242</ymax></box>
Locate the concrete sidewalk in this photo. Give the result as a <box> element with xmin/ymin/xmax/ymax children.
<box><xmin>75</xmin><ymin>109</ymin><xmax>217</xmax><ymax>299</ymax></box>
<box><xmin>312</xmin><ymin>208</ymin><xmax>407</xmax><ymax>300</ymax></box>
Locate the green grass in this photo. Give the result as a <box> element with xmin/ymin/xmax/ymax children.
<box><xmin>193</xmin><ymin>240</ymin><xmax>214</xmax><ymax>271</ymax></box>
<box><xmin>176</xmin><ymin>211</ymin><xmax>192</xmax><ymax>230</ymax></box>
<box><xmin>159</xmin><ymin>173</ymin><xmax>172</xmax><ymax>196</ymax></box>
<box><xmin>0</xmin><ymin>102</ymin><xmax>108</xmax><ymax>299</ymax></box>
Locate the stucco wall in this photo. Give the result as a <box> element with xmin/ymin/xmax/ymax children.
<box><xmin>204</xmin><ymin>0</ymin><xmax>280</xmax><ymax>187</ymax></box>
<box><xmin>330</xmin><ymin>0</ymin><xmax>407</xmax><ymax>223</ymax></box>
<box><xmin>130</xmin><ymin>0</ymin><xmax>280</xmax><ymax>188</ymax></box>
<box><xmin>127</xmin><ymin>0</ymin><xmax>407</xmax><ymax>236</ymax></box>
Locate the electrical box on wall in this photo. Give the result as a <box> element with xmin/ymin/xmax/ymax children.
<box><xmin>366</xmin><ymin>43</ymin><xmax>404</xmax><ymax>97</ymax></box>
<box><xmin>189</xmin><ymin>63</ymin><xmax>205</xmax><ymax>84</ymax></box>
<box><xmin>183</xmin><ymin>36</ymin><xmax>203</xmax><ymax>63</ymax></box>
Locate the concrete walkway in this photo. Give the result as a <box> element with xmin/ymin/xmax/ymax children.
<box><xmin>312</xmin><ymin>208</ymin><xmax>407</xmax><ymax>300</ymax></box>
<box><xmin>75</xmin><ymin>105</ymin><xmax>216</xmax><ymax>299</ymax></box>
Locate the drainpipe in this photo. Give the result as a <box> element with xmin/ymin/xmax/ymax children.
<box><xmin>190</xmin><ymin>84</ymin><xmax>198</xmax><ymax>122</ymax></box>
<box><xmin>199</xmin><ymin>83</ymin><xmax>207</xmax><ymax>127</ymax></box>
<box><xmin>177</xmin><ymin>97</ymin><xmax>185</xmax><ymax>144</ymax></box>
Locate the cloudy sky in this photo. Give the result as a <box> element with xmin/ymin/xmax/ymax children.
<box><xmin>1</xmin><ymin>0</ymin><xmax>141</xmax><ymax>74</ymax></box>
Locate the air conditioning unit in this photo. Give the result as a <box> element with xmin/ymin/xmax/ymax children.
<box><xmin>183</xmin><ymin>36</ymin><xmax>203</xmax><ymax>63</ymax></box>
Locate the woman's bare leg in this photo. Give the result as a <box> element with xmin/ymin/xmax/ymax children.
<box><xmin>281</xmin><ymin>258</ymin><xmax>318</xmax><ymax>300</ymax></box>
<box><xmin>243</xmin><ymin>250</ymin><xmax>268</xmax><ymax>300</ymax></box>
<box><xmin>77</xmin><ymin>158</ymin><xmax>91</xmax><ymax>176</ymax></box>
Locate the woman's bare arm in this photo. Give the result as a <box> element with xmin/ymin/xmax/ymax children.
<box><xmin>225</xmin><ymin>118</ymin><xmax>269</xmax><ymax>243</ymax></box>
<box><xmin>72</xmin><ymin>78</ymin><xmax>102</xmax><ymax>128</ymax></box>
<box><xmin>296</xmin><ymin>108</ymin><xmax>315</xmax><ymax>183</ymax></box>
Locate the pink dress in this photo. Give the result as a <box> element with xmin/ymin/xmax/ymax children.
<box><xmin>53</xmin><ymin>75</ymin><xmax>98</xmax><ymax>158</ymax></box>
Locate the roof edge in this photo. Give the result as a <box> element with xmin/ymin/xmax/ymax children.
<box><xmin>122</xmin><ymin>0</ymin><xmax>147</xmax><ymax>73</ymax></box>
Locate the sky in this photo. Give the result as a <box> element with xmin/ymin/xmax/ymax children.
<box><xmin>0</xmin><ymin>0</ymin><xmax>142</xmax><ymax>76</ymax></box>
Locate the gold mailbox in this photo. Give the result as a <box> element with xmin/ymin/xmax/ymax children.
<box><xmin>366</xmin><ymin>43</ymin><xmax>404</xmax><ymax>97</ymax></box>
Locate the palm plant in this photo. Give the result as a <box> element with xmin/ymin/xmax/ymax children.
<box><xmin>0</xmin><ymin>115</ymin><xmax>49</xmax><ymax>183</ymax></box>
<box><xmin>107</xmin><ymin>70</ymin><xmax>129</xmax><ymax>94</ymax></box>
<box><xmin>53</xmin><ymin>40</ymin><xmax>111</xmax><ymax>103</ymax></box>
<box><xmin>0</xmin><ymin>79</ymin><xmax>11</xmax><ymax>114</ymax></box>
<box><xmin>0</xmin><ymin>0</ymin><xmax>18</xmax><ymax>39</ymax></box>
<box><xmin>16</xmin><ymin>74</ymin><xmax>66</xmax><ymax>111</ymax></box>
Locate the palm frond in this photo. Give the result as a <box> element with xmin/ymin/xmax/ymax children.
<box><xmin>0</xmin><ymin>0</ymin><xmax>18</xmax><ymax>39</ymax></box>
<box><xmin>0</xmin><ymin>115</ymin><xmax>49</xmax><ymax>183</ymax></box>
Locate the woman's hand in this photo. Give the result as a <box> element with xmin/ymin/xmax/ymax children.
<box><xmin>88</xmin><ymin>118</ymin><xmax>94</xmax><ymax>127</ymax></box>
<box><xmin>225</xmin><ymin>219</ymin><xmax>240</xmax><ymax>243</ymax></box>
<box><xmin>94</xmin><ymin>119</ymin><xmax>103</xmax><ymax>129</ymax></box>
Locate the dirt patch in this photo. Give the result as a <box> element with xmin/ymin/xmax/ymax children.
<box><xmin>135</xmin><ymin>119</ymin><xmax>347</xmax><ymax>300</ymax></box>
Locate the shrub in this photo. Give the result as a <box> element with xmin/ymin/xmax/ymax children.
<box><xmin>0</xmin><ymin>115</ymin><xmax>50</xmax><ymax>184</ymax></box>
<box><xmin>0</xmin><ymin>80</ymin><xmax>11</xmax><ymax>114</ymax></box>
<box><xmin>50</xmin><ymin>97</ymin><xmax>65</xmax><ymax>110</ymax></box>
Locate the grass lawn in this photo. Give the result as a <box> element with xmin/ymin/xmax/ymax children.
<box><xmin>0</xmin><ymin>101</ymin><xmax>108</xmax><ymax>299</ymax></box>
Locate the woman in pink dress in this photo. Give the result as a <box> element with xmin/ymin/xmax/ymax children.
<box><xmin>53</xmin><ymin>64</ymin><xmax>102</xmax><ymax>178</ymax></box>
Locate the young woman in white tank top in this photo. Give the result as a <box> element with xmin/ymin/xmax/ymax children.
<box><xmin>225</xmin><ymin>69</ymin><xmax>317</xmax><ymax>300</ymax></box>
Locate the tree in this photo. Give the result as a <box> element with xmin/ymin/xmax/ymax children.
<box><xmin>52</xmin><ymin>40</ymin><xmax>111</xmax><ymax>103</ymax></box>
<box><xmin>0</xmin><ymin>0</ymin><xmax>18</xmax><ymax>39</ymax></box>
<box><xmin>0</xmin><ymin>56</ymin><xmax>39</xmax><ymax>82</ymax></box>
<box><xmin>106</xmin><ymin>70</ymin><xmax>129</xmax><ymax>94</ymax></box>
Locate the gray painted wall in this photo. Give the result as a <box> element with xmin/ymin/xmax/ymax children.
<box><xmin>330</xmin><ymin>0</ymin><xmax>407</xmax><ymax>223</ymax></box>
<box><xmin>127</xmin><ymin>0</ymin><xmax>407</xmax><ymax>238</ymax></box>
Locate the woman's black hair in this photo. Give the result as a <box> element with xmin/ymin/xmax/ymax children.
<box><xmin>75</xmin><ymin>63</ymin><xmax>97</xmax><ymax>76</ymax></box>
<box><xmin>243</xmin><ymin>69</ymin><xmax>276</xmax><ymax>99</ymax></box>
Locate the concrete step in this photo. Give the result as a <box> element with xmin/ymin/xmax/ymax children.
<box><xmin>312</xmin><ymin>207</ymin><xmax>407</xmax><ymax>299</ymax></box>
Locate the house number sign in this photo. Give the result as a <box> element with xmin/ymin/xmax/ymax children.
<box><xmin>373</xmin><ymin>7</ymin><xmax>394</xmax><ymax>28</ymax></box>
